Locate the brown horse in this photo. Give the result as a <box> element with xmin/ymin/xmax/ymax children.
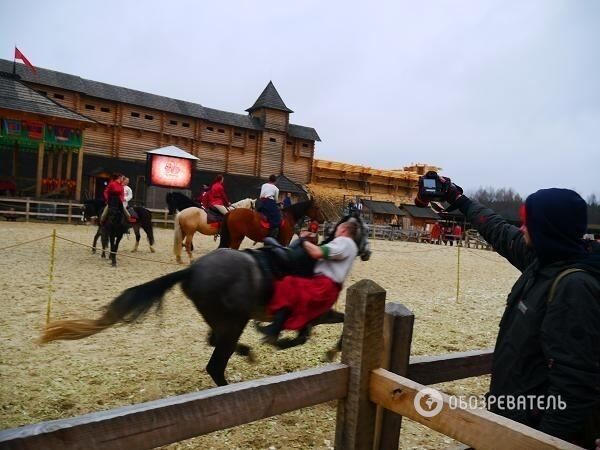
<box><xmin>219</xmin><ymin>199</ymin><xmax>324</xmax><ymax>249</ymax></box>
<box><xmin>174</xmin><ymin>198</ymin><xmax>256</xmax><ymax>264</ymax></box>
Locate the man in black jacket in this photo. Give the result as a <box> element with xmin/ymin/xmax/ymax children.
<box><xmin>421</xmin><ymin>178</ymin><xmax>600</xmax><ymax>448</ymax></box>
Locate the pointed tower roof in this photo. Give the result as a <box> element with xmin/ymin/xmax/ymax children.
<box><xmin>246</xmin><ymin>81</ymin><xmax>294</xmax><ymax>113</ymax></box>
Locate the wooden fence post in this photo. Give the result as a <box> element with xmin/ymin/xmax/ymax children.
<box><xmin>334</xmin><ymin>279</ymin><xmax>386</xmax><ymax>450</ymax></box>
<box><xmin>25</xmin><ymin>199</ymin><xmax>30</xmax><ymax>222</ymax></box>
<box><xmin>376</xmin><ymin>303</ymin><xmax>414</xmax><ymax>450</ymax></box>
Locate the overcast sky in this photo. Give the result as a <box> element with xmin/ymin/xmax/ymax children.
<box><xmin>2</xmin><ymin>0</ymin><xmax>599</xmax><ymax>199</ymax></box>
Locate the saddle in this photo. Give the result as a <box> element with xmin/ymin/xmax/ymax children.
<box><xmin>245</xmin><ymin>239</ymin><xmax>315</xmax><ymax>282</ymax></box>
<box><xmin>205</xmin><ymin>207</ymin><xmax>225</xmax><ymax>225</ymax></box>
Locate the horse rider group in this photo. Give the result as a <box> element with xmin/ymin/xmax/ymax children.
<box><xmin>100</xmin><ymin>173</ymin><xmax>137</xmax><ymax>224</ymax></box>
<box><xmin>197</xmin><ymin>173</ymin><xmax>286</xmax><ymax>240</ymax></box>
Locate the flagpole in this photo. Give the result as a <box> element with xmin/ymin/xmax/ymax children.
<box><xmin>12</xmin><ymin>46</ymin><xmax>16</xmax><ymax>76</ymax></box>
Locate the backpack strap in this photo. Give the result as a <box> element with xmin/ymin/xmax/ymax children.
<box><xmin>547</xmin><ymin>268</ymin><xmax>586</xmax><ymax>304</ymax></box>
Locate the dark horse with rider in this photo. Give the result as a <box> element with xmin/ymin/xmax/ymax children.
<box><xmin>42</xmin><ymin>212</ymin><xmax>371</xmax><ymax>386</ymax></box>
<box><xmin>82</xmin><ymin>173</ymin><xmax>155</xmax><ymax>265</ymax></box>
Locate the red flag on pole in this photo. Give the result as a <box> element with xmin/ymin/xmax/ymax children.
<box><xmin>14</xmin><ymin>47</ymin><xmax>37</xmax><ymax>74</ymax></box>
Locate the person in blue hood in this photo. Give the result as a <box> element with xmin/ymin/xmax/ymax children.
<box><xmin>417</xmin><ymin>177</ymin><xmax>600</xmax><ymax>448</ymax></box>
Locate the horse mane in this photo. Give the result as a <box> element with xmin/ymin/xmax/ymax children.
<box><xmin>166</xmin><ymin>192</ymin><xmax>200</xmax><ymax>212</ymax></box>
<box><xmin>283</xmin><ymin>199</ymin><xmax>314</xmax><ymax>222</ymax></box>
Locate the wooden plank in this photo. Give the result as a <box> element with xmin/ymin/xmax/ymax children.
<box><xmin>75</xmin><ymin>148</ymin><xmax>84</xmax><ymax>201</ymax></box>
<box><xmin>0</xmin><ymin>364</ymin><xmax>348</xmax><ymax>450</ymax></box>
<box><xmin>35</xmin><ymin>142</ymin><xmax>44</xmax><ymax>198</ymax></box>
<box><xmin>335</xmin><ymin>280</ymin><xmax>386</xmax><ymax>450</ymax></box>
<box><xmin>370</xmin><ymin>369</ymin><xmax>581</xmax><ymax>450</ymax></box>
<box><xmin>377</xmin><ymin>303</ymin><xmax>414</xmax><ymax>450</ymax></box>
<box><xmin>408</xmin><ymin>349</ymin><xmax>493</xmax><ymax>385</ymax></box>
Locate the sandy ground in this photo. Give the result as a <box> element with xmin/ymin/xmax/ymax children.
<box><xmin>0</xmin><ymin>221</ymin><xmax>520</xmax><ymax>449</ymax></box>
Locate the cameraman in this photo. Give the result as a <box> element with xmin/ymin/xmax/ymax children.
<box><xmin>416</xmin><ymin>174</ymin><xmax>600</xmax><ymax>448</ymax></box>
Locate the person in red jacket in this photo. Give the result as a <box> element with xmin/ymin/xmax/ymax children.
<box><xmin>196</xmin><ymin>184</ymin><xmax>210</xmax><ymax>206</ymax></box>
<box><xmin>100</xmin><ymin>173</ymin><xmax>130</xmax><ymax>223</ymax></box>
<box><xmin>205</xmin><ymin>174</ymin><xmax>232</xmax><ymax>215</ymax></box>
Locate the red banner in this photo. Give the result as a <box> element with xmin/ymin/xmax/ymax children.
<box><xmin>23</xmin><ymin>121</ymin><xmax>44</xmax><ymax>140</ymax></box>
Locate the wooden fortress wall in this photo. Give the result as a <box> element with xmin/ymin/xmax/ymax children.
<box><xmin>28</xmin><ymin>84</ymin><xmax>314</xmax><ymax>184</ymax></box>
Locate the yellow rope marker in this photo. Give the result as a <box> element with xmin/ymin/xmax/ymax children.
<box><xmin>456</xmin><ymin>244</ymin><xmax>461</xmax><ymax>302</ymax></box>
<box><xmin>46</xmin><ymin>229</ymin><xmax>57</xmax><ymax>324</ymax></box>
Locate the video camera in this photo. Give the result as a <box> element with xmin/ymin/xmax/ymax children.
<box><xmin>415</xmin><ymin>171</ymin><xmax>453</xmax><ymax>207</ymax></box>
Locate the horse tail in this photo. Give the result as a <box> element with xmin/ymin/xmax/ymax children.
<box><xmin>41</xmin><ymin>268</ymin><xmax>192</xmax><ymax>343</ymax></box>
<box><xmin>218</xmin><ymin>211</ymin><xmax>231</xmax><ymax>248</ymax></box>
<box><xmin>173</xmin><ymin>211</ymin><xmax>183</xmax><ymax>257</ymax></box>
<box><xmin>142</xmin><ymin>208</ymin><xmax>155</xmax><ymax>246</ymax></box>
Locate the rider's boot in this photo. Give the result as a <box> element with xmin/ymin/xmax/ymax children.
<box><xmin>268</xmin><ymin>226</ymin><xmax>280</xmax><ymax>240</ymax></box>
<box><xmin>257</xmin><ymin>307</ymin><xmax>292</xmax><ymax>344</ymax></box>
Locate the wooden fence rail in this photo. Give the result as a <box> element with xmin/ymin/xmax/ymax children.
<box><xmin>0</xmin><ymin>365</ymin><xmax>348</xmax><ymax>450</ymax></box>
<box><xmin>370</xmin><ymin>369</ymin><xmax>580</xmax><ymax>450</ymax></box>
<box><xmin>0</xmin><ymin>197</ymin><xmax>174</xmax><ymax>225</ymax></box>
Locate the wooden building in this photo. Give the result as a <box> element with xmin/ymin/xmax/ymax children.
<box><xmin>310</xmin><ymin>160</ymin><xmax>441</xmax><ymax>205</ymax></box>
<box><xmin>360</xmin><ymin>199</ymin><xmax>405</xmax><ymax>225</ymax></box>
<box><xmin>0</xmin><ymin>72</ymin><xmax>93</xmax><ymax>200</ymax></box>
<box><xmin>400</xmin><ymin>204</ymin><xmax>440</xmax><ymax>230</ymax></box>
<box><xmin>0</xmin><ymin>60</ymin><xmax>319</xmax><ymax>200</ymax></box>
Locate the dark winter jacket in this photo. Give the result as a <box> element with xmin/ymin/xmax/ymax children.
<box><xmin>455</xmin><ymin>194</ymin><xmax>600</xmax><ymax>446</ymax></box>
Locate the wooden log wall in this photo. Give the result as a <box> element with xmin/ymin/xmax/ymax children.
<box><xmin>263</xmin><ymin>109</ymin><xmax>288</xmax><ymax>132</ymax></box>
<box><xmin>27</xmin><ymin>84</ymin><xmax>313</xmax><ymax>184</ymax></box>
<box><xmin>310</xmin><ymin>160</ymin><xmax>422</xmax><ymax>204</ymax></box>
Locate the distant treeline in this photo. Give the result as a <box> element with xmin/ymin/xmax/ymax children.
<box><xmin>468</xmin><ymin>187</ymin><xmax>600</xmax><ymax>227</ymax></box>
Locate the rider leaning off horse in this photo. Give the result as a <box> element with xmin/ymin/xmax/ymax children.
<box><xmin>204</xmin><ymin>174</ymin><xmax>233</xmax><ymax>216</ymax></box>
<box><xmin>100</xmin><ymin>173</ymin><xmax>131</xmax><ymax>224</ymax></box>
<box><xmin>257</xmin><ymin>174</ymin><xmax>282</xmax><ymax>240</ymax></box>
<box><xmin>258</xmin><ymin>219</ymin><xmax>360</xmax><ymax>344</ymax></box>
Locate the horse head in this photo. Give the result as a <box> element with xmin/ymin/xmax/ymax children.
<box><xmin>82</xmin><ymin>199</ymin><xmax>104</xmax><ymax>222</ymax></box>
<box><xmin>324</xmin><ymin>213</ymin><xmax>372</xmax><ymax>262</ymax></box>
<box><xmin>286</xmin><ymin>199</ymin><xmax>325</xmax><ymax>224</ymax></box>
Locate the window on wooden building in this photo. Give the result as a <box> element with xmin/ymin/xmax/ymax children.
<box><xmin>207</xmin><ymin>126</ymin><xmax>214</xmax><ymax>131</ymax></box>
<box><xmin>145</xmin><ymin>114</ymin><xmax>154</xmax><ymax>120</ymax></box>
<box><xmin>182</xmin><ymin>122</ymin><xmax>190</xmax><ymax>128</ymax></box>
<box><xmin>269</xmin><ymin>137</ymin><xmax>277</xmax><ymax>142</ymax></box>
<box><xmin>37</xmin><ymin>91</ymin><xmax>47</xmax><ymax>96</ymax></box>
<box><xmin>101</xmin><ymin>107</ymin><xmax>110</xmax><ymax>113</ymax></box>
<box><xmin>287</xmin><ymin>141</ymin><xmax>293</xmax><ymax>145</ymax></box>
<box><xmin>218</xmin><ymin>129</ymin><xmax>225</xmax><ymax>133</ymax></box>
<box><xmin>170</xmin><ymin>120</ymin><xmax>178</xmax><ymax>126</ymax></box>
<box><xmin>302</xmin><ymin>143</ymin><xmax>309</xmax><ymax>148</ymax></box>
<box><xmin>85</xmin><ymin>104</ymin><xmax>95</xmax><ymax>110</ymax></box>
<box><xmin>234</xmin><ymin>131</ymin><xmax>242</xmax><ymax>137</ymax></box>
<box><xmin>249</xmin><ymin>134</ymin><xmax>255</xmax><ymax>139</ymax></box>
<box><xmin>53</xmin><ymin>93</ymin><xmax>64</xmax><ymax>100</ymax></box>
<box><xmin>131</xmin><ymin>112</ymin><xmax>140</xmax><ymax>118</ymax></box>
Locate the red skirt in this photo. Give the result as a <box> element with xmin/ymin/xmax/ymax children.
<box><xmin>268</xmin><ymin>275</ymin><xmax>342</xmax><ymax>330</ymax></box>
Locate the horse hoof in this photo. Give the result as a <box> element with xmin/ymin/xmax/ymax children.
<box><xmin>131</xmin><ymin>249</ymin><xmax>137</xmax><ymax>253</ymax></box>
<box><xmin>150</xmin><ymin>247</ymin><xmax>156</xmax><ymax>253</ymax></box>
<box><xmin>324</xmin><ymin>349</ymin><xmax>338</xmax><ymax>362</ymax></box>
<box><xmin>246</xmin><ymin>350</ymin><xmax>257</xmax><ymax>364</ymax></box>
<box><xmin>91</xmin><ymin>249</ymin><xmax>96</xmax><ymax>254</ymax></box>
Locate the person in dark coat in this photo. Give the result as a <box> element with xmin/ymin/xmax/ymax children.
<box><xmin>426</xmin><ymin>177</ymin><xmax>600</xmax><ymax>448</ymax></box>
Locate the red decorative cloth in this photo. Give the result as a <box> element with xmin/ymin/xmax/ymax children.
<box><xmin>103</xmin><ymin>180</ymin><xmax>125</xmax><ymax>203</ymax></box>
<box><xmin>268</xmin><ymin>275</ymin><xmax>342</xmax><ymax>330</ymax></box>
